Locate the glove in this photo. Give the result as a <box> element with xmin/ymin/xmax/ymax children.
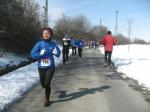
<box><xmin>53</xmin><ymin>47</ymin><xmax>57</xmax><ymax>55</ymax></box>
<box><xmin>40</xmin><ymin>49</ymin><xmax>46</xmax><ymax>55</ymax></box>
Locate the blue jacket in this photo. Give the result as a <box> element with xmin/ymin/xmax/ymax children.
<box><xmin>31</xmin><ymin>39</ymin><xmax>61</xmax><ymax>69</ymax></box>
<box><xmin>76</xmin><ymin>39</ymin><xmax>84</xmax><ymax>48</ymax></box>
<box><xmin>71</xmin><ymin>38</ymin><xmax>77</xmax><ymax>47</ymax></box>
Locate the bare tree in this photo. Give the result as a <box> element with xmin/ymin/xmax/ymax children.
<box><xmin>89</xmin><ymin>25</ymin><xmax>107</xmax><ymax>41</ymax></box>
<box><xmin>116</xmin><ymin>33</ymin><xmax>130</xmax><ymax>45</ymax></box>
<box><xmin>99</xmin><ymin>25</ymin><xmax>108</xmax><ymax>39</ymax></box>
<box><xmin>54</xmin><ymin>14</ymin><xmax>109</xmax><ymax>42</ymax></box>
<box><xmin>0</xmin><ymin>0</ymin><xmax>41</xmax><ymax>53</ymax></box>
<box><xmin>133</xmin><ymin>38</ymin><xmax>146</xmax><ymax>44</ymax></box>
<box><xmin>54</xmin><ymin>14</ymin><xmax>91</xmax><ymax>40</ymax></box>
<box><xmin>54</xmin><ymin>14</ymin><xmax>72</xmax><ymax>39</ymax></box>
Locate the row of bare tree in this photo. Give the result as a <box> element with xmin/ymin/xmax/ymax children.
<box><xmin>53</xmin><ymin>15</ymin><xmax>148</xmax><ymax>44</ymax></box>
<box><xmin>53</xmin><ymin>14</ymin><xmax>108</xmax><ymax>41</ymax></box>
<box><xmin>0</xmin><ymin>0</ymin><xmax>148</xmax><ymax>54</ymax></box>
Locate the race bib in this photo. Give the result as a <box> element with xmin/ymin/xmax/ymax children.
<box><xmin>40</xmin><ymin>59</ymin><xmax>51</xmax><ymax>66</ymax></box>
<box><xmin>64</xmin><ymin>42</ymin><xmax>68</xmax><ymax>45</ymax></box>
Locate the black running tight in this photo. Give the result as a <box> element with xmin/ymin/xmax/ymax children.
<box><xmin>105</xmin><ymin>51</ymin><xmax>112</xmax><ymax>66</ymax></box>
<box><xmin>38</xmin><ymin>68</ymin><xmax>55</xmax><ymax>100</ymax></box>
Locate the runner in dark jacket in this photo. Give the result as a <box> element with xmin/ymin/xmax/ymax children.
<box><xmin>62</xmin><ymin>36</ymin><xmax>71</xmax><ymax>65</ymax></box>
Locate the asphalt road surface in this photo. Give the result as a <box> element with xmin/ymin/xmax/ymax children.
<box><xmin>7</xmin><ymin>48</ymin><xmax>150</xmax><ymax>112</ymax></box>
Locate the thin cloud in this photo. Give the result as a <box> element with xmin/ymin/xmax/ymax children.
<box><xmin>48</xmin><ymin>7</ymin><xmax>66</xmax><ymax>20</ymax></box>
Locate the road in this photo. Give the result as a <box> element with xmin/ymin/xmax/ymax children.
<box><xmin>7</xmin><ymin>48</ymin><xmax>150</xmax><ymax>112</ymax></box>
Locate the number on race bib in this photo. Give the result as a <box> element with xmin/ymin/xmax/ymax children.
<box><xmin>40</xmin><ymin>59</ymin><xmax>51</xmax><ymax>66</ymax></box>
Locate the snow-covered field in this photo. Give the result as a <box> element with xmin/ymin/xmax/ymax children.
<box><xmin>0</xmin><ymin>46</ymin><xmax>63</xmax><ymax>111</ymax></box>
<box><xmin>99</xmin><ymin>44</ymin><xmax>150</xmax><ymax>90</ymax></box>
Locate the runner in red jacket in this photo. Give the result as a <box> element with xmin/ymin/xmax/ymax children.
<box><xmin>100</xmin><ymin>31</ymin><xmax>117</xmax><ymax>68</ymax></box>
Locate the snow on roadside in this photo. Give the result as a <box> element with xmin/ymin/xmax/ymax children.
<box><xmin>99</xmin><ymin>44</ymin><xmax>150</xmax><ymax>90</ymax></box>
<box><xmin>0</xmin><ymin>46</ymin><xmax>63</xmax><ymax>111</ymax></box>
<box><xmin>0</xmin><ymin>51</ymin><xmax>29</xmax><ymax>68</ymax></box>
<box><xmin>0</xmin><ymin>63</ymin><xmax>39</xmax><ymax>110</ymax></box>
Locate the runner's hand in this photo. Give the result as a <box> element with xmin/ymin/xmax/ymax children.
<box><xmin>40</xmin><ymin>49</ymin><xmax>46</xmax><ymax>55</ymax></box>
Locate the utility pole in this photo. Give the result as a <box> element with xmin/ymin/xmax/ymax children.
<box><xmin>115</xmin><ymin>10</ymin><xmax>119</xmax><ymax>35</ymax></box>
<box><xmin>43</xmin><ymin>0</ymin><xmax>48</xmax><ymax>27</ymax></box>
<box><xmin>99</xmin><ymin>18</ymin><xmax>102</xmax><ymax>39</ymax></box>
<box><xmin>100</xmin><ymin>18</ymin><xmax>102</xmax><ymax>32</ymax></box>
<box><xmin>127</xmin><ymin>18</ymin><xmax>134</xmax><ymax>52</ymax></box>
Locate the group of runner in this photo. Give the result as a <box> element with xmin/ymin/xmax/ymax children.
<box><xmin>62</xmin><ymin>35</ymin><xmax>84</xmax><ymax>65</ymax></box>
<box><xmin>31</xmin><ymin>27</ymin><xmax>116</xmax><ymax>107</ymax></box>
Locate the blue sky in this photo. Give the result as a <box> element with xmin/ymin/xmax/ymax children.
<box><xmin>35</xmin><ymin>0</ymin><xmax>150</xmax><ymax>41</ymax></box>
